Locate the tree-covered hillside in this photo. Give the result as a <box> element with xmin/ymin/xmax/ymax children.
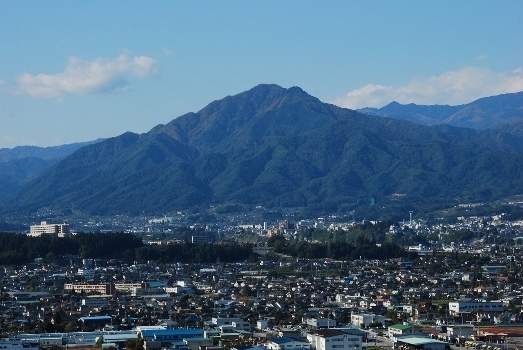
<box><xmin>5</xmin><ymin>85</ymin><xmax>523</xmax><ymax>216</ymax></box>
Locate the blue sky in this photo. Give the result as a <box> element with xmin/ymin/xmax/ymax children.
<box><xmin>0</xmin><ymin>1</ymin><xmax>522</xmax><ymax>148</ymax></box>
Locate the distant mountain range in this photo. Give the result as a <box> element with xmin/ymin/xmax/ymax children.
<box><xmin>0</xmin><ymin>140</ymin><xmax>103</xmax><ymax>200</ymax></box>
<box><xmin>358</xmin><ymin>91</ymin><xmax>523</xmax><ymax>131</ymax></box>
<box><xmin>3</xmin><ymin>84</ymin><xmax>523</xmax><ymax>216</ymax></box>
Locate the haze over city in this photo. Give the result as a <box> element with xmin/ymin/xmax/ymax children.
<box><xmin>0</xmin><ymin>1</ymin><xmax>522</xmax><ymax>148</ymax></box>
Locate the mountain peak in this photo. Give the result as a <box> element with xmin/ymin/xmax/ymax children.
<box><xmin>6</xmin><ymin>84</ymin><xmax>523</xmax><ymax>216</ymax></box>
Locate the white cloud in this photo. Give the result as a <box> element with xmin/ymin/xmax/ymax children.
<box><xmin>476</xmin><ymin>54</ymin><xmax>488</xmax><ymax>61</ymax></box>
<box><xmin>16</xmin><ymin>53</ymin><xmax>157</xmax><ymax>98</ymax></box>
<box><xmin>334</xmin><ymin>66</ymin><xmax>523</xmax><ymax>109</ymax></box>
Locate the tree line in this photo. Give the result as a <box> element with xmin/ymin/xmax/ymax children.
<box><xmin>0</xmin><ymin>232</ymin><xmax>144</xmax><ymax>265</ymax></box>
<box><xmin>0</xmin><ymin>232</ymin><xmax>253</xmax><ymax>265</ymax></box>
<box><xmin>268</xmin><ymin>234</ymin><xmax>413</xmax><ymax>260</ymax></box>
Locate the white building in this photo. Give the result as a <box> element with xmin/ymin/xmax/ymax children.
<box><xmin>351</xmin><ymin>314</ymin><xmax>385</xmax><ymax>327</ymax></box>
<box><xmin>266</xmin><ymin>337</ymin><xmax>311</xmax><ymax>350</ymax></box>
<box><xmin>305</xmin><ymin>317</ymin><xmax>336</xmax><ymax>329</ymax></box>
<box><xmin>307</xmin><ymin>329</ymin><xmax>362</xmax><ymax>350</ymax></box>
<box><xmin>231</xmin><ymin>321</ymin><xmax>251</xmax><ymax>331</ymax></box>
<box><xmin>211</xmin><ymin>317</ymin><xmax>244</xmax><ymax>327</ymax></box>
<box><xmin>257</xmin><ymin>320</ymin><xmax>268</xmax><ymax>330</ymax></box>
<box><xmin>448</xmin><ymin>300</ymin><xmax>503</xmax><ymax>316</ymax></box>
<box><xmin>29</xmin><ymin>221</ymin><xmax>70</xmax><ymax>237</ymax></box>
<box><xmin>81</xmin><ymin>296</ymin><xmax>109</xmax><ymax>308</ymax></box>
<box><xmin>446</xmin><ymin>324</ymin><xmax>475</xmax><ymax>337</ymax></box>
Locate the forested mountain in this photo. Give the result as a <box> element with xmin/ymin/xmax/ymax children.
<box><xmin>359</xmin><ymin>91</ymin><xmax>523</xmax><ymax>129</ymax></box>
<box><xmin>0</xmin><ymin>139</ymin><xmax>103</xmax><ymax>200</ymax></box>
<box><xmin>0</xmin><ymin>157</ymin><xmax>53</xmax><ymax>200</ymax></box>
<box><xmin>4</xmin><ymin>84</ymin><xmax>523</xmax><ymax>215</ymax></box>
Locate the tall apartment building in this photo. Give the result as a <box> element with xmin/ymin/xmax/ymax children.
<box><xmin>29</xmin><ymin>221</ymin><xmax>70</xmax><ymax>237</ymax></box>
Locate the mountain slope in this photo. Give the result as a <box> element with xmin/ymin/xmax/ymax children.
<box><xmin>5</xmin><ymin>84</ymin><xmax>523</xmax><ymax>215</ymax></box>
<box><xmin>0</xmin><ymin>157</ymin><xmax>54</xmax><ymax>200</ymax></box>
<box><xmin>359</xmin><ymin>91</ymin><xmax>523</xmax><ymax>129</ymax></box>
<box><xmin>0</xmin><ymin>139</ymin><xmax>103</xmax><ymax>200</ymax></box>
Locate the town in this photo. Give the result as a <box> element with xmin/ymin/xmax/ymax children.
<box><xmin>1</xmin><ymin>205</ymin><xmax>523</xmax><ymax>350</ymax></box>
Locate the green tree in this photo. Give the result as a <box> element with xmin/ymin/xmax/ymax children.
<box><xmin>65</xmin><ymin>321</ymin><xmax>76</xmax><ymax>332</ymax></box>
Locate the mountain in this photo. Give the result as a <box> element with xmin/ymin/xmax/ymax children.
<box><xmin>0</xmin><ymin>139</ymin><xmax>104</xmax><ymax>162</ymax></box>
<box><xmin>0</xmin><ymin>140</ymin><xmax>103</xmax><ymax>200</ymax></box>
<box><xmin>5</xmin><ymin>84</ymin><xmax>523</xmax><ymax>216</ymax></box>
<box><xmin>358</xmin><ymin>91</ymin><xmax>523</xmax><ymax>129</ymax></box>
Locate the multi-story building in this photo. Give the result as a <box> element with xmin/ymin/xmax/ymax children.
<box><xmin>350</xmin><ymin>314</ymin><xmax>385</xmax><ymax>328</ymax></box>
<box><xmin>448</xmin><ymin>300</ymin><xmax>503</xmax><ymax>316</ymax></box>
<box><xmin>81</xmin><ymin>297</ymin><xmax>109</xmax><ymax>308</ymax></box>
<box><xmin>64</xmin><ymin>283</ymin><xmax>114</xmax><ymax>294</ymax></box>
<box><xmin>29</xmin><ymin>221</ymin><xmax>70</xmax><ymax>237</ymax></box>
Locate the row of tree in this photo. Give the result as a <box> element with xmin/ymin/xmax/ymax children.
<box><xmin>268</xmin><ymin>234</ymin><xmax>412</xmax><ymax>260</ymax></box>
<box><xmin>0</xmin><ymin>232</ymin><xmax>144</xmax><ymax>264</ymax></box>
<box><xmin>0</xmin><ymin>232</ymin><xmax>253</xmax><ymax>265</ymax></box>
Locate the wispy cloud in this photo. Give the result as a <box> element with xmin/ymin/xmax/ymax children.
<box><xmin>476</xmin><ymin>54</ymin><xmax>488</xmax><ymax>61</ymax></box>
<box><xmin>16</xmin><ymin>53</ymin><xmax>157</xmax><ymax>98</ymax></box>
<box><xmin>162</xmin><ymin>48</ymin><xmax>175</xmax><ymax>56</ymax></box>
<box><xmin>334</xmin><ymin>66</ymin><xmax>523</xmax><ymax>109</ymax></box>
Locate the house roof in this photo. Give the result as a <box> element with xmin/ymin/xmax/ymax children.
<box><xmin>396</xmin><ymin>336</ymin><xmax>449</xmax><ymax>346</ymax></box>
<box><xmin>310</xmin><ymin>329</ymin><xmax>345</xmax><ymax>338</ymax></box>
<box><xmin>270</xmin><ymin>337</ymin><xmax>306</xmax><ymax>344</ymax></box>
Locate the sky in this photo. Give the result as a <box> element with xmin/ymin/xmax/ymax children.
<box><xmin>0</xmin><ymin>1</ymin><xmax>522</xmax><ymax>148</ymax></box>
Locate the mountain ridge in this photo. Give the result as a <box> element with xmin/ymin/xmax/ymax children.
<box><xmin>4</xmin><ymin>84</ymin><xmax>523</xmax><ymax>216</ymax></box>
<box><xmin>358</xmin><ymin>91</ymin><xmax>523</xmax><ymax>130</ymax></box>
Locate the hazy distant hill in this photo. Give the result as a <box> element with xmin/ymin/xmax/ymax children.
<box><xmin>0</xmin><ymin>140</ymin><xmax>103</xmax><ymax>162</ymax></box>
<box><xmin>359</xmin><ymin>91</ymin><xmax>523</xmax><ymax>129</ymax></box>
<box><xmin>5</xmin><ymin>85</ymin><xmax>523</xmax><ymax>215</ymax></box>
<box><xmin>0</xmin><ymin>140</ymin><xmax>103</xmax><ymax>200</ymax></box>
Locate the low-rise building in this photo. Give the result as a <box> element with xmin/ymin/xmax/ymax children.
<box><xmin>266</xmin><ymin>337</ymin><xmax>311</xmax><ymax>350</ymax></box>
<box><xmin>448</xmin><ymin>300</ymin><xmax>503</xmax><ymax>316</ymax></box>
<box><xmin>307</xmin><ymin>329</ymin><xmax>362</xmax><ymax>350</ymax></box>
<box><xmin>395</xmin><ymin>335</ymin><xmax>450</xmax><ymax>350</ymax></box>
<box><xmin>350</xmin><ymin>313</ymin><xmax>385</xmax><ymax>328</ymax></box>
